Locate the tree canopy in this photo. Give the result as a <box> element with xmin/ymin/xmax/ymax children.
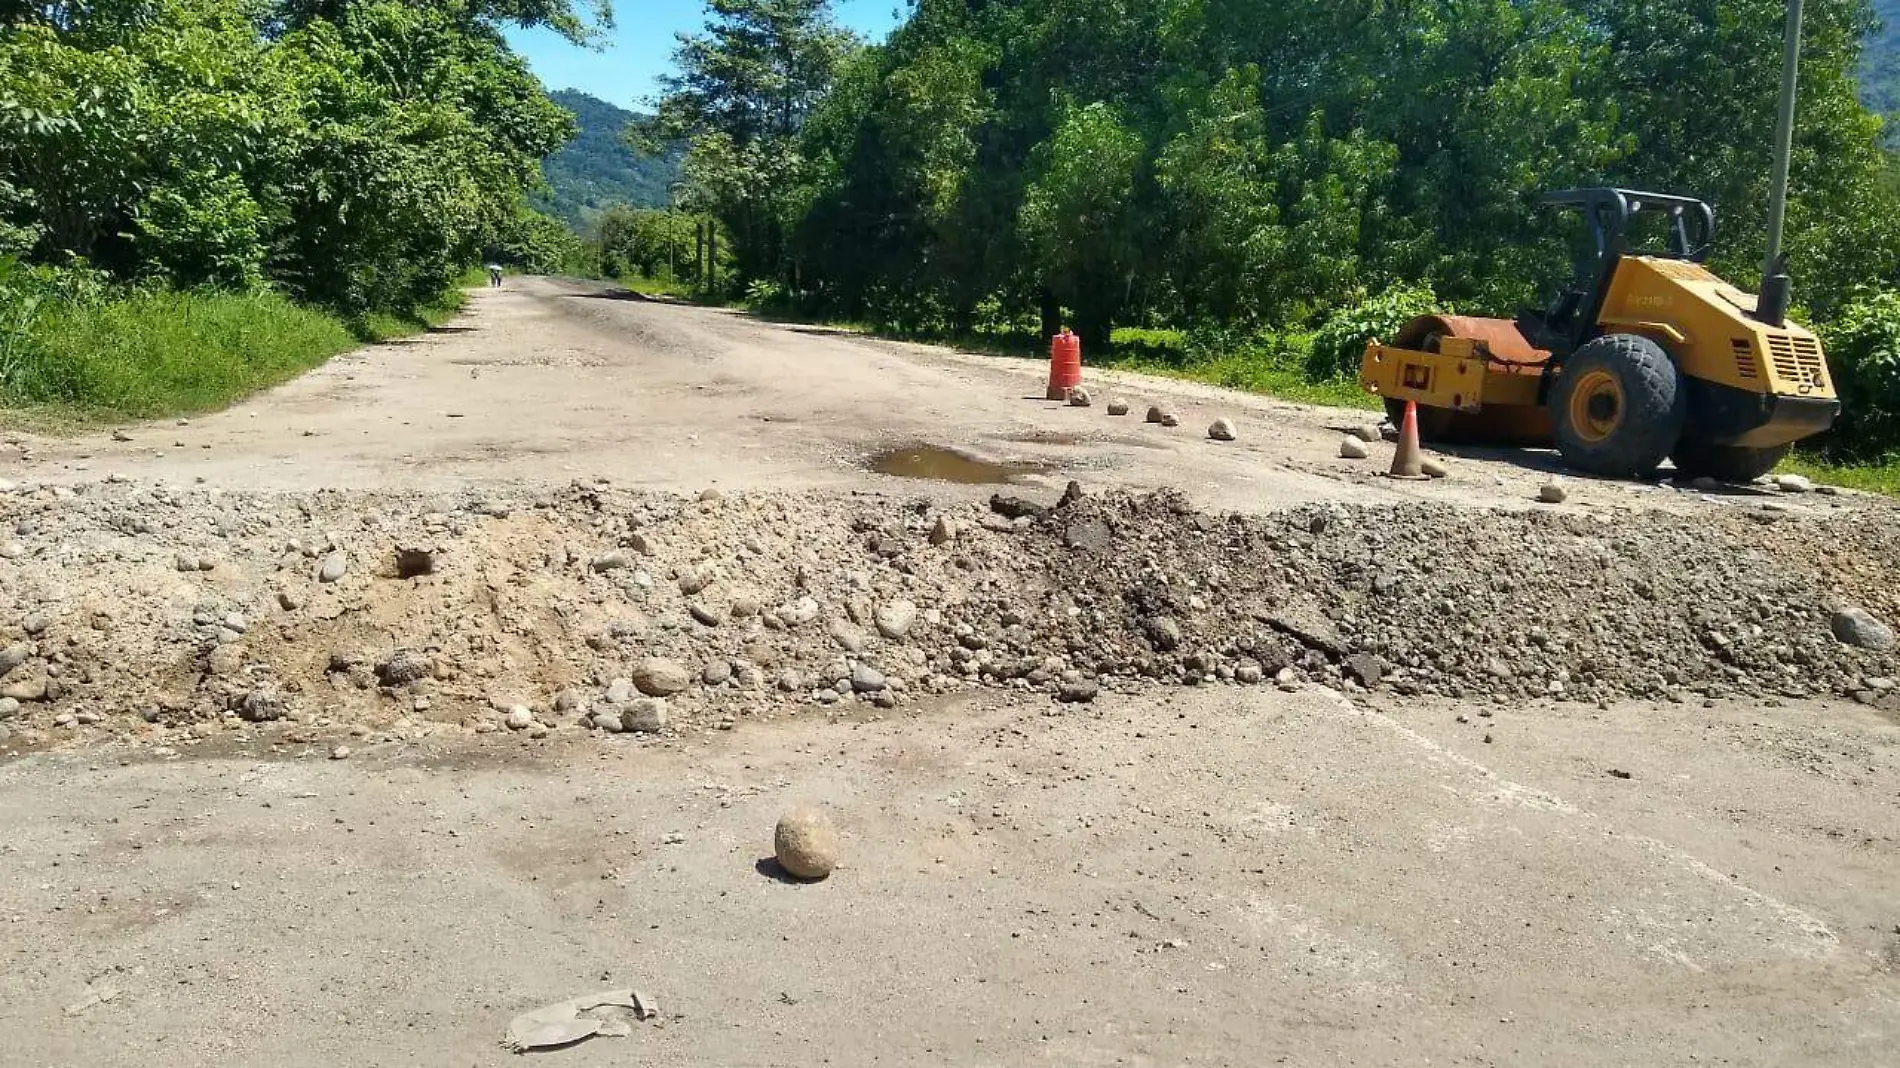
<box><xmin>646</xmin><ymin>0</ymin><xmax>1899</xmax><ymax>352</ymax></box>
<box><xmin>1</xmin><ymin>0</ymin><xmax>596</xmax><ymax>313</ymax></box>
<box><xmin>631</xmin><ymin>0</ymin><xmax>859</xmax><ymax>283</ymax></box>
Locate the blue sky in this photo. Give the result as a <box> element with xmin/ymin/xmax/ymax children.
<box><xmin>507</xmin><ymin>1</ymin><xmax>908</xmax><ymax>111</ymax></box>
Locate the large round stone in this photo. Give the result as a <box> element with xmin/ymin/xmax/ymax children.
<box><xmin>774</xmin><ymin>806</ymin><xmax>840</xmax><ymax>881</ymax></box>
<box><xmin>630</xmin><ymin>657</ymin><xmax>690</xmax><ymax>696</ymax></box>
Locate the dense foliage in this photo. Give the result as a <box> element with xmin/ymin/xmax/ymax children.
<box><xmin>1</xmin><ymin>0</ymin><xmax>598</xmax><ymax>410</ymax></box>
<box><xmin>537</xmin><ymin>89</ymin><xmax>681</xmax><ymax>227</ymax></box>
<box><xmin>642</xmin><ymin>0</ymin><xmax>1900</xmax><ymax>458</ymax></box>
<box><xmin>1823</xmin><ymin>288</ymin><xmax>1900</xmax><ymax>451</ymax></box>
<box><xmin>1</xmin><ymin>0</ymin><xmax>597</xmax><ymax>317</ymax></box>
<box><xmin>589</xmin><ymin>204</ymin><xmax>728</xmax><ymax>289</ymax></box>
<box><xmin>632</xmin><ymin>0</ymin><xmax>859</xmax><ymax>286</ymax></box>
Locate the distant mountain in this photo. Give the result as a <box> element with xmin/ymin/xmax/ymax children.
<box><xmin>537</xmin><ymin>89</ymin><xmax>681</xmax><ymax>229</ymax></box>
<box><xmin>1869</xmin><ymin>0</ymin><xmax>1900</xmax><ymax>119</ymax></box>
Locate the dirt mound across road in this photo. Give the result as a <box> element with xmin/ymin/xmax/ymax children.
<box><xmin>1</xmin><ymin>479</ymin><xmax>1896</xmax><ymax>752</ymax></box>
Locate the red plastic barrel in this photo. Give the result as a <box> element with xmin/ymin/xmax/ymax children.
<box><xmin>1046</xmin><ymin>330</ymin><xmax>1083</xmax><ymax>400</ymax></box>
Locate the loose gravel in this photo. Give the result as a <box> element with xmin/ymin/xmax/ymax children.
<box><xmin>1</xmin><ymin>477</ymin><xmax>1895</xmax><ymax>753</ymax></box>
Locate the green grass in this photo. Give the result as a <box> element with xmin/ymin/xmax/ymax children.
<box><xmin>1086</xmin><ymin>327</ymin><xmax>1377</xmax><ymax>409</ymax></box>
<box><xmin>3</xmin><ymin>289</ymin><xmax>359</xmax><ymax>421</ymax></box>
<box><xmin>355</xmin><ymin>286</ymin><xmax>468</xmax><ymax>343</ymax></box>
<box><xmin>1</xmin><ymin>282</ymin><xmax>472</xmax><ymax>425</ymax></box>
<box><xmin>1106</xmin><ymin>326</ymin><xmax>1188</xmax><ymax>362</ymax></box>
<box><xmin>616</xmin><ymin>272</ymin><xmax>706</xmax><ymax>301</ymax></box>
<box><xmin>1777</xmin><ymin>452</ymin><xmax>1900</xmax><ymax>496</ymax></box>
<box><xmin>1100</xmin><ymin>347</ymin><xmax>1380</xmax><ymax>410</ymax></box>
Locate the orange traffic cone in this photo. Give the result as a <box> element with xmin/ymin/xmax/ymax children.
<box><xmin>1387</xmin><ymin>400</ymin><xmax>1428</xmax><ymax>480</ymax></box>
<box><xmin>1046</xmin><ymin>330</ymin><xmax>1083</xmax><ymax>400</ymax></box>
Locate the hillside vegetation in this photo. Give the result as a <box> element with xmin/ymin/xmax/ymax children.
<box><xmin>538</xmin><ymin>89</ymin><xmax>681</xmax><ymax>226</ymax></box>
<box><xmin>1870</xmin><ymin>0</ymin><xmax>1900</xmax><ymax>116</ymax></box>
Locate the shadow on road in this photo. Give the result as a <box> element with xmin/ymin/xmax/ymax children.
<box><xmin>1403</xmin><ymin>436</ymin><xmax>1778</xmax><ymax>494</ymax></box>
<box><xmin>570</xmin><ymin>287</ymin><xmax>658</xmax><ymax>302</ymax></box>
<box><xmin>754</xmin><ymin>856</ymin><xmax>824</xmax><ymax>885</ymax></box>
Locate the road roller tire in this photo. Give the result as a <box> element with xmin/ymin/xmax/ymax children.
<box><xmin>1670</xmin><ymin>438</ymin><xmax>1792</xmax><ymax>484</ymax></box>
<box><xmin>1551</xmin><ymin>333</ymin><xmax>1684</xmax><ymax>478</ymax></box>
<box><xmin>1383</xmin><ymin>398</ymin><xmax>1458</xmax><ymax>443</ymax></box>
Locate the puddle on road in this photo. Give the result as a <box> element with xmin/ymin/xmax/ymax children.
<box><xmin>868</xmin><ymin>445</ymin><xmax>1047</xmax><ymax>485</ymax></box>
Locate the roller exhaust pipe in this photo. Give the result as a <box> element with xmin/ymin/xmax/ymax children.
<box><xmin>1759</xmin><ymin>0</ymin><xmax>1802</xmax><ymax>328</ymax></box>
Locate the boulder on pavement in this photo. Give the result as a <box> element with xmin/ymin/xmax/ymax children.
<box><xmin>1774</xmin><ymin>473</ymin><xmax>1813</xmax><ymax>493</ymax></box>
<box><xmin>621</xmin><ymin>698</ymin><xmax>669</xmax><ymax>733</ymax></box>
<box><xmin>774</xmin><ymin>806</ymin><xmax>840</xmax><ymax>880</ymax></box>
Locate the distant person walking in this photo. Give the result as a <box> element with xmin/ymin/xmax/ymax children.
<box><xmin>486</xmin><ymin>263</ymin><xmax>503</xmax><ymax>288</ymax></box>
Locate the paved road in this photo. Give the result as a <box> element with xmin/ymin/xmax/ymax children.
<box><xmin>4</xmin><ymin>688</ymin><xmax>1897</xmax><ymax>1067</ymax></box>
<box><xmin>8</xmin><ymin>276</ymin><xmax>1701</xmax><ymax>515</ymax></box>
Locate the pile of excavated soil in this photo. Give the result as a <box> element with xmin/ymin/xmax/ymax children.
<box><xmin>1</xmin><ymin>478</ymin><xmax>1896</xmax><ymax>752</ymax></box>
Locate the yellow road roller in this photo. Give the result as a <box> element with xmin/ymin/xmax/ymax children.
<box><xmin>1360</xmin><ymin>188</ymin><xmax>1840</xmax><ymax>481</ymax></box>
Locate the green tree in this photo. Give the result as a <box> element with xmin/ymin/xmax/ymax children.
<box><xmin>1</xmin><ymin>0</ymin><xmax>590</xmax><ymax>313</ymax></box>
<box><xmin>793</xmin><ymin>7</ymin><xmax>997</xmax><ymax>326</ymax></box>
<box><xmin>1821</xmin><ymin>287</ymin><xmax>1900</xmax><ymax>458</ymax></box>
<box><xmin>0</xmin><ymin>0</ymin><xmax>276</xmax><ymax>283</ymax></box>
<box><xmin>594</xmin><ymin>204</ymin><xmax>719</xmax><ymax>284</ymax></box>
<box><xmin>1574</xmin><ymin>0</ymin><xmax>1899</xmax><ymax>311</ymax></box>
<box><xmin>638</xmin><ymin>0</ymin><xmax>859</xmax><ymax>286</ymax></box>
<box><xmin>1019</xmin><ymin>101</ymin><xmax>1144</xmax><ymax>352</ymax></box>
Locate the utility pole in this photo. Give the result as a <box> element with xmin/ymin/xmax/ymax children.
<box><xmin>1759</xmin><ymin>0</ymin><xmax>1803</xmax><ymax>326</ymax></box>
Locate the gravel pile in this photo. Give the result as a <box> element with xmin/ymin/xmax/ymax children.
<box><xmin>0</xmin><ymin>478</ymin><xmax>1895</xmax><ymax>751</ymax></box>
<box><xmin>1007</xmin><ymin>490</ymin><xmax>1899</xmax><ymax>705</ymax></box>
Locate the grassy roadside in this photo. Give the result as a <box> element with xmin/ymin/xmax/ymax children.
<box><xmin>613</xmin><ymin>272</ymin><xmax>700</xmax><ymax>300</ymax></box>
<box><xmin>1777</xmin><ymin>453</ymin><xmax>1900</xmax><ymax>496</ymax></box>
<box><xmin>1095</xmin><ymin>347</ymin><xmax>1378</xmax><ymax>410</ymax></box>
<box><xmin>1</xmin><ymin>283</ymin><xmax>469</xmax><ymax>428</ymax></box>
<box><xmin>356</xmin><ymin>284</ymin><xmax>470</xmax><ymax>343</ymax></box>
